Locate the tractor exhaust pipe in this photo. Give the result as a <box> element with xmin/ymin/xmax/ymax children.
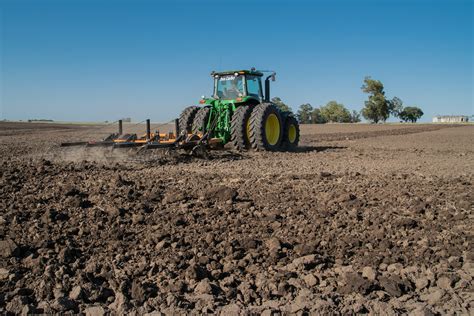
<box><xmin>118</xmin><ymin>120</ymin><xmax>123</xmax><ymax>135</ymax></box>
<box><xmin>264</xmin><ymin>72</ymin><xmax>276</xmax><ymax>102</ymax></box>
<box><xmin>265</xmin><ymin>78</ymin><xmax>270</xmax><ymax>102</ymax></box>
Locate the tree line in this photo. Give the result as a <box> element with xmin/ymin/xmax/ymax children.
<box><xmin>272</xmin><ymin>77</ymin><xmax>424</xmax><ymax>123</ymax></box>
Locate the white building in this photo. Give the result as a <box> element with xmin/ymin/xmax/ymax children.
<box><xmin>432</xmin><ymin>115</ymin><xmax>469</xmax><ymax>123</ymax></box>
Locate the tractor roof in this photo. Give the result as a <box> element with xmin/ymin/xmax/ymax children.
<box><xmin>212</xmin><ymin>69</ymin><xmax>264</xmax><ymax>77</ymax></box>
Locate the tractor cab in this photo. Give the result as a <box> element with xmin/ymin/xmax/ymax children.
<box><xmin>211</xmin><ymin>69</ymin><xmax>274</xmax><ymax>102</ymax></box>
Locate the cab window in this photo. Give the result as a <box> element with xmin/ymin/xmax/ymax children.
<box><xmin>216</xmin><ymin>75</ymin><xmax>244</xmax><ymax>99</ymax></box>
<box><xmin>246</xmin><ymin>75</ymin><xmax>261</xmax><ymax>98</ymax></box>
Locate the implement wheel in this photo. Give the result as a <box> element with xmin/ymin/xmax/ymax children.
<box><xmin>282</xmin><ymin>114</ymin><xmax>300</xmax><ymax>150</ymax></box>
<box><xmin>192</xmin><ymin>107</ymin><xmax>211</xmax><ymax>137</ymax></box>
<box><xmin>178</xmin><ymin>106</ymin><xmax>199</xmax><ymax>135</ymax></box>
<box><xmin>249</xmin><ymin>103</ymin><xmax>283</xmax><ymax>151</ymax></box>
<box><xmin>231</xmin><ymin>105</ymin><xmax>253</xmax><ymax>150</ymax></box>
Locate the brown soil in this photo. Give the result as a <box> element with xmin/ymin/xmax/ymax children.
<box><xmin>0</xmin><ymin>122</ymin><xmax>473</xmax><ymax>314</ymax></box>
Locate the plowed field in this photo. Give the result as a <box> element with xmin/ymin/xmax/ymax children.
<box><xmin>1</xmin><ymin>122</ymin><xmax>472</xmax><ymax>314</ymax></box>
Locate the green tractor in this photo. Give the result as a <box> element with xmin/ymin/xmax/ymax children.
<box><xmin>178</xmin><ymin>69</ymin><xmax>300</xmax><ymax>151</ymax></box>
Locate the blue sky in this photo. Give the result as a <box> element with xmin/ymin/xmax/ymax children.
<box><xmin>0</xmin><ymin>0</ymin><xmax>472</xmax><ymax>122</ymax></box>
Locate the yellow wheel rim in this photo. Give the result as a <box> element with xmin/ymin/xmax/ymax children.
<box><xmin>288</xmin><ymin>124</ymin><xmax>296</xmax><ymax>143</ymax></box>
<box><xmin>265</xmin><ymin>113</ymin><xmax>280</xmax><ymax>146</ymax></box>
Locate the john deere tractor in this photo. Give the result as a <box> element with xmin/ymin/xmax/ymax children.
<box><xmin>178</xmin><ymin>69</ymin><xmax>300</xmax><ymax>151</ymax></box>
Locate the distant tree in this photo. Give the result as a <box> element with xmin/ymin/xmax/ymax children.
<box><xmin>361</xmin><ymin>76</ymin><xmax>384</xmax><ymax>95</ymax></box>
<box><xmin>361</xmin><ymin>76</ymin><xmax>389</xmax><ymax>123</ymax></box>
<box><xmin>388</xmin><ymin>96</ymin><xmax>403</xmax><ymax>118</ymax></box>
<box><xmin>350</xmin><ymin>110</ymin><xmax>361</xmax><ymax>123</ymax></box>
<box><xmin>271</xmin><ymin>97</ymin><xmax>292</xmax><ymax>113</ymax></box>
<box><xmin>311</xmin><ymin>108</ymin><xmax>327</xmax><ymax>124</ymax></box>
<box><xmin>297</xmin><ymin>103</ymin><xmax>314</xmax><ymax>123</ymax></box>
<box><xmin>399</xmin><ymin>106</ymin><xmax>424</xmax><ymax>123</ymax></box>
<box><xmin>320</xmin><ymin>101</ymin><xmax>351</xmax><ymax>123</ymax></box>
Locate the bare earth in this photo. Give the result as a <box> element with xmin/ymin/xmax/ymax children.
<box><xmin>0</xmin><ymin>122</ymin><xmax>473</xmax><ymax>314</ymax></box>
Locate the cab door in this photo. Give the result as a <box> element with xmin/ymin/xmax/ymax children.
<box><xmin>245</xmin><ymin>75</ymin><xmax>263</xmax><ymax>101</ymax></box>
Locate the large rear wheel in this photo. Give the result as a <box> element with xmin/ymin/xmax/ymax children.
<box><xmin>282</xmin><ymin>114</ymin><xmax>300</xmax><ymax>150</ymax></box>
<box><xmin>249</xmin><ymin>103</ymin><xmax>283</xmax><ymax>151</ymax></box>
<box><xmin>230</xmin><ymin>105</ymin><xmax>253</xmax><ymax>150</ymax></box>
<box><xmin>192</xmin><ymin>107</ymin><xmax>211</xmax><ymax>136</ymax></box>
<box><xmin>178</xmin><ymin>106</ymin><xmax>199</xmax><ymax>135</ymax></box>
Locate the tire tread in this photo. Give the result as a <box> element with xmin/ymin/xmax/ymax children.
<box><xmin>192</xmin><ymin>107</ymin><xmax>211</xmax><ymax>135</ymax></box>
<box><xmin>231</xmin><ymin>105</ymin><xmax>253</xmax><ymax>150</ymax></box>
<box><xmin>178</xmin><ymin>106</ymin><xmax>199</xmax><ymax>135</ymax></box>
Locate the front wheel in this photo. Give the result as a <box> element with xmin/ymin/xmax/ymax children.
<box><xmin>249</xmin><ymin>103</ymin><xmax>283</xmax><ymax>151</ymax></box>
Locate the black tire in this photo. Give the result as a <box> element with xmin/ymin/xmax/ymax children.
<box><xmin>249</xmin><ymin>103</ymin><xmax>283</xmax><ymax>151</ymax></box>
<box><xmin>230</xmin><ymin>105</ymin><xmax>253</xmax><ymax>150</ymax></box>
<box><xmin>282</xmin><ymin>114</ymin><xmax>300</xmax><ymax>151</ymax></box>
<box><xmin>178</xmin><ymin>106</ymin><xmax>199</xmax><ymax>135</ymax></box>
<box><xmin>192</xmin><ymin>107</ymin><xmax>211</xmax><ymax>136</ymax></box>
